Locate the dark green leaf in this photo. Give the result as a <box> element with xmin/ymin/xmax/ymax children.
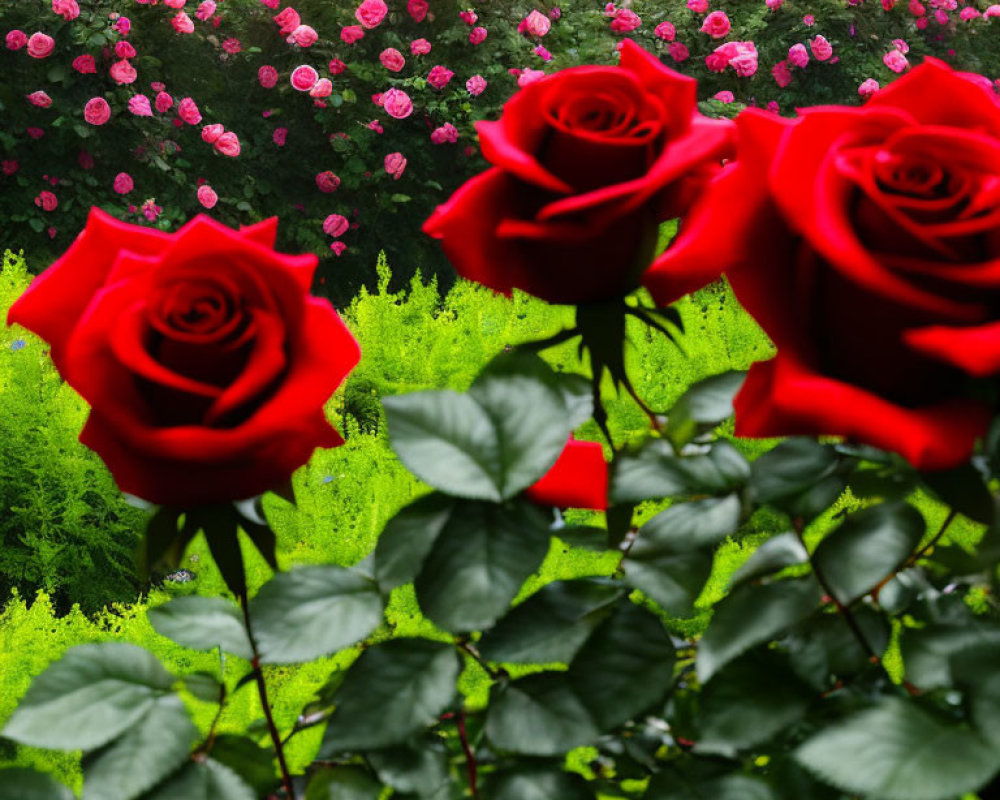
<box><xmin>182</xmin><ymin>671</ymin><xmax>223</xmax><ymax>703</ymax></box>
<box><xmin>249</xmin><ymin>565</ymin><xmax>383</xmax><ymax>663</ymax></box>
<box><xmin>368</xmin><ymin>741</ymin><xmax>451</xmax><ymax>796</ymax></box>
<box><xmin>901</xmin><ymin>624</ymin><xmax>1000</xmax><ymax>690</ymax></box>
<box><xmin>730</xmin><ymin>532</ymin><xmax>807</xmax><ymax>587</ymax></box>
<box><xmin>305</xmin><ymin>766</ymin><xmax>381</xmax><ymax>800</ymax></box>
<box><xmin>640</xmin><ymin>495</ymin><xmax>742</xmax><ymax>549</ymax></box>
<box><xmin>791</xmin><ymin>606</ymin><xmax>889</xmax><ymax>683</ymax></box>
<box><xmin>209</xmin><ymin>736</ymin><xmax>280</xmax><ymax>798</ymax></box>
<box><xmin>144</xmin><ymin>759</ymin><xmax>255</xmax><ymax>800</ymax></box>
<box><xmin>479</xmin><ymin>579</ymin><xmax>624</xmax><ymax>664</ymax></box>
<box><xmin>950</xmin><ymin>642</ymin><xmax>1000</xmax><ymax>749</ymax></box>
<box><xmin>554</xmin><ymin>526</ymin><xmax>610</xmax><ymax>552</ymax></box>
<box><xmin>322</xmin><ymin>639</ymin><xmax>460</xmax><ymax>752</ymax></box>
<box><xmin>646</xmin><ymin>769</ymin><xmax>776</xmax><ymax>800</ymax></box>
<box><xmin>3</xmin><ymin>643</ymin><xmax>174</xmax><ymax>750</ymax></box>
<box><xmin>611</xmin><ymin>441</ymin><xmax>749</xmax><ymax>505</ymax></box>
<box><xmin>812</xmin><ymin>503</ymin><xmax>925</xmax><ymax>605</ymax></box>
<box><xmin>485</xmin><ymin>673</ymin><xmax>599</xmax><ymax>756</ymax></box>
<box><xmin>200</xmin><ymin>508</ymin><xmax>247</xmax><ymax>599</ymax></box>
<box><xmin>82</xmin><ymin>696</ymin><xmax>197</xmax><ymax>800</ymax></box>
<box><xmin>414</xmin><ymin>501</ymin><xmax>551</xmax><ymax>632</ymax></box>
<box><xmin>697</xmin><ymin>578</ymin><xmax>821</xmax><ymax>683</ymax></box>
<box><xmin>921</xmin><ymin>463</ymin><xmax>994</xmax><ymax>524</ymax></box>
<box><xmin>486</xmin><ymin>766</ymin><xmax>595</xmax><ymax>800</ymax></box>
<box><xmin>148</xmin><ymin>596</ymin><xmax>252</xmax><ymax>660</ymax></box>
<box><xmin>665</xmin><ymin>371</ymin><xmax>746</xmax><ymax>449</ymax></box>
<box><xmin>0</xmin><ymin>769</ymin><xmax>74</xmax><ymax>800</ymax></box>
<box><xmin>374</xmin><ymin>494</ymin><xmax>456</xmax><ymax>591</ymax></box>
<box><xmin>795</xmin><ymin>698</ymin><xmax>1000</xmax><ymax>800</ymax></box>
<box><xmin>569</xmin><ymin>602</ymin><xmax>675</xmax><ymax>731</ymax></box>
<box><xmin>750</xmin><ymin>439</ymin><xmax>841</xmax><ymax>516</ymax></box>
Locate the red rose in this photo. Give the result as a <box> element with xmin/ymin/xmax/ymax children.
<box><xmin>423</xmin><ymin>40</ymin><xmax>734</xmax><ymax>305</ymax></box>
<box><xmin>646</xmin><ymin>60</ymin><xmax>1000</xmax><ymax>469</ymax></box>
<box><xmin>526</xmin><ymin>437</ymin><xmax>607</xmax><ymax>509</ymax></box>
<box><xmin>8</xmin><ymin>209</ymin><xmax>360</xmax><ymax>505</ymax></box>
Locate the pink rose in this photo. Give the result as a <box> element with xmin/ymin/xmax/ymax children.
<box><xmin>258</xmin><ymin>65</ymin><xmax>279</xmax><ymax>88</ymax></box>
<box><xmin>274</xmin><ymin>8</ymin><xmax>301</xmax><ymax>34</ymax></box>
<box><xmin>290</xmin><ymin>65</ymin><xmax>319</xmax><ymax>91</ymax></box>
<box><xmin>201</xmin><ymin>123</ymin><xmax>224</xmax><ymax>143</ymax></box>
<box><xmin>2</xmin><ymin>160</ymin><xmax>18</xmax><ymax>176</ymax></box>
<box><xmin>466</xmin><ymin>74</ymin><xmax>487</xmax><ymax>95</ymax></box>
<box><xmin>52</xmin><ymin>0</ymin><xmax>80</xmax><ymax>20</ymax></box>
<box><xmin>534</xmin><ymin>45</ymin><xmax>552</xmax><ymax>60</ymax></box>
<box><xmin>858</xmin><ymin>77</ymin><xmax>880</xmax><ymax>98</ymax></box>
<box><xmin>26</xmin><ymin>91</ymin><xmax>52</xmax><ymax>108</ymax></box>
<box><xmin>430</xmin><ymin>122</ymin><xmax>458</xmax><ymax>144</ymax></box>
<box><xmin>810</xmin><ymin>34</ymin><xmax>833</xmax><ymax>61</ymax></box>
<box><xmin>654</xmin><ymin>21</ymin><xmax>676</xmax><ymax>41</ymax></box>
<box><xmin>459</xmin><ymin>10</ymin><xmax>478</xmax><ymax>24</ymax></box>
<box><xmin>469</xmin><ymin>26</ymin><xmax>487</xmax><ymax>45</ymax></box>
<box><xmin>367</xmin><ymin>119</ymin><xmax>384</xmax><ymax>133</ymax></box>
<box><xmin>151</xmin><ymin>81</ymin><xmax>166</xmax><ymax>92</ymax></box>
<box><xmin>83</xmin><ymin>97</ymin><xmax>111</xmax><ymax>125</ymax></box>
<box><xmin>427</xmin><ymin>65</ymin><xmax>454</xmax><ymax>89</ymax></box>
<box><xmin>155</xmin><ymin>91</ymin><xmax>173</xmax><ymax>113</ymax></box>
<box><xmin>772</xmin><ymin>59</ymin><xmax>792</xmax><ymax>87</ymax></box>
<box><xmin>72</xmin><ymin>54</ymin><xmax>96</xmax><ymax>73</ymax></box>
<box><xmin>687</xmin><ymin>0</ymin><xmax>709</xmax><ymax>11</ymax></box>
<box><xmin>669</xmin><ymin>41</ymin><xmax>690</xmax><ymax>61</ymax></box>
<box><xmin>222</xmin><ymin>38</ymin><xmax>242</xmax><ymax>54</ymax></box>
<box><xmin>411</xmin><ymin>38</ymin><xmax>431</xmax><ymax>55</ymax></box>
<box><xmin>700</xmin><ymin>10</ymin><xmax>731</xmax><ymax>38</ymax></box>
<box><xmin>517</xmin><ymin>68</ymin><xmax>546</xmax><ymax>86</ymax></box>
<box><xmin>214</xmin><ymin>131</ymin><xmax>240</xmax><ymax>157</ymax></box>
<box><xmin>288</xmin><ymin>25</ymin><xmax>317</xmax><ymax>47</ymax></box>
<box><xmin>523</xmin><ymin>10</ymin><xmax>551</xmax><ymax>36</ymax></box>
<box><xmin>310</xmin><ymin>78</ymin><xmax>333</xmax><ymax>98</ymax></box>
<box><xmin>330</xmin><ymin>241</ymin><xmax>347</xmax><ymax>256</ymax></box>
<box><xmin>35</xmin><ymin>191</ymin><xmax>57</xmax><ymax>211</ymax></box>
<box><xmin>329</xmin><ymin>58</ymin><xmax>346</xmax><ymax>74</ymax></box>
<box><xmin>355</xmin><ymin>0</ymin><xmax>388</xmax><ymax>29</ymax></box>
<box><xmin>171</xmin><ymin>12</ymin><xmax>195</xmax><ymax>34</ymax></box>
<box><xmin>316</xmin><ymin>171</ymin><xmax>341</xmax><ymax>192</ymax></box>
<box><xmin>26</xmin><ymin>127</ymin><xmax>45</xmax><ymax>140</ymax></box>
<box><xmin>196</xmin><ymin>0</ymin><xmax>216</xmax><ymax>20</ymax></box>
<box><xmin>164</xmin><ymin>0</ymin><xmax>187</xmax><ymax>8</ymax></box>
<box><xmin>260</xmin><ymin>0</ymin><xmax>280</xmax><ymax>8</ymax></box>
<box><xmin>408</xmin><ymin>0</ymin><xmax>428</xmax><ymax>22</ymax></box>
<box><xmin>381</xmin><ymin>87</ymin><xmax>413</xmax><ymax>119</ymax></box>
<box><xmin>766</xmin><ymin>0</ymin><xmax>784</xmax><ymax>9</ymax></box>
<box><xmin>27</xmin><ymin>32</ymin><xmax>55</xmax><ymax>58</ymax></box>
<box><xmin>610</xmin><ymin>9</ymin><xmax>641</xmax><ymax>31</ymax></box>
<box><xmin>380</xmin><ymin>48</ymin><xmax>405</xmax><ymax>71</ymax></box>
<box><xmin>197</xmin><ymin>184</ymin><xmax>218</xmax><ymax>208</ymax></box>
<box><xmin>323</xmin><ymin>214</ymin><xmax>349</xmax><ymax>237</ymax></box>
<box><xmin>6</xmin><ymin>30</ymin><xmax>27</xmax><ymax>50</ymax></box>
<box><xmin>79</xmin><ymin>151</ymin><xmax>93</xmax><ymax>169</ymax></box>
<box><xmin>113</xmin><ymin>172</ymin><xmax>134</xmax><ymax>194</ymax></box>
<box><xmin>110</xmin><ymin>59</ymin><xmax>137</xmax><ymax>85</ymax></box>
<box><xmin>883</xmin><ymin>48</ymin><xmax>908</xmax><ymax>72</ymax></box>
<box><xmin>273</xmin><ymin>127</ymin><xmax>287</xmax><ymax>146</ymax></box>
<box><xmin>115</xmin><ymin>17</ymin><xmax>130</xmax><ymax>34</ymax></box>
<box><xmin>384</xmin><ymin>152</ymin><xmax>406</xmax><ymax>180</ymax></box>
<box><xmin>713</xmin><ymin>90</ymin><xmax>734</xmax><ymax>103</ymax></box>
<box><xmin>803</xmin><ymin>13</ymin><xmax>816</xmax><ymax>24</ymax></box>
<box><xmin>341</xmin><ymin>25</ymin><xmax>365</xmax><ymax>44</ymax></box>
<box><xmin>788</xmin><ymin>42</ymin><xmax>809</xmax><ymax>68</ymax></box>
<box><xmin>960</xmin><ymin>6</ymin><xmax>980</xmax><ymax>19</ymax></box>
<box><xmin>986</xmin><ymin>4</ymin><xmax>1000</xmax><ymax>17</ymax></box>
<box><xmin>128</xmin><ymin>94</ymin><xmax>153</xmax><ymax>116</ymax></box>
<box><xmin>893</xmin><ymin>38</ymin><xmax>909</xmax><ymax>53</ymax></box>
<box><xmin>178</xmin><ymin>97</ymin><xmax>202</xmax><ymax>124</ymax></box>
<box><xmin>115</xmin><ymin>41</ymin><xmax>136</xmax><ymax>59</ymax></box>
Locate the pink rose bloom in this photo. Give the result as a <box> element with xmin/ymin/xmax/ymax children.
<box><xmin>668</xmin><ymin>41</ymin><xmax>690</xmax><ymax>61</ymax></box>
<box><xmin>916</xmin><ymin>16</ymin><xmax>929</xmax><ymax>27</ymax></box>
<box><xmin>517</xmin><ymin>68</ymin><xmax>547</xmax><ymax>87</ymax></box>
<box><xmin>115</xmin><ymin>41</ymin><xmax>136</xmax><ymax>59</ymax></box>
<box><xmin>427</xmin><ymin>65</ymin><xmax>454</xmax><ymax>89</ymax></box>
<box><xmin>411</xmin><ymin>38</ymin><xmax>431</xmax><ymax>55</ymax></box>
<box><xmin>355</xmin><ymin>0</ymin><xmax>388</xmax><ymax>29</ymax></box>
<box><xmin>290</xmin><ymin>65</ymin><xmax>319</xmax><ymax>91</ymax></box>
<box><xmin>196</xmin><ymin>0</ymin><xmax>216</xmax><ymax>20</ymax></box>
<box><xmin>654</xmin><ymin>21</ymin><xmax>676</xmax><ymax>41</ymax></box>
<box><xmin>83</xmin><ymin>97</ymin><xmax>111</xmax><ymax>125</ymax></box>
<box><xmin>381</xmin><ymin>87</ymin><xmax>413</xmax><ymax>119</ymax></box>
<box><xmin>273</xmin><ymin>127</ymin><xmax>288</xmax><ymax>146</ymax></box>
<box><xmin>178</xmin><ymin>97</ymin><xmax>202</xmax><ymax>124</ymax></box>
<box><xmin>274</xmin><ymin>7</ymin><xmax>301</xmax><ymax>34</ymax></box>
<box><xmin>164</xmin><ymin>0</ymin><xmax>186</xmax><ymax>8</ymax></box>
<box><xmin>408</xmin><ymin>0</ymin><xmax>428</xmax><ymax>22</ymax></box>
<box><xmin>201</xmin><ymin>123</ymin><xmax>224</xmax><ymax>143</ymax></box>
<box><xmin>35</xmin><ymin>191</ymin><xmax>57</xmax><ymax>212</ymax></box>
<box><xmin>610</xmin><ymin>9</ymin><xmax>641</xmax><ymax>31</ymax></box>
<box><xmin>367</xmin><ymin>119</ymin><xmax>384</xmax><ymax>133</ymax></box>
<box><xmin>329</xmin><ymin>58</ymin><xmax>347</xmax><ymax>74</ymax></box>
<box><xmin>6</xmin><ymin>30</ymin><xmax>28</xmax><ymax>50</ymax></box>
<box><xmin>701</xmin><ymin>10</ymin><xmax>731</xmax><ymax>38</ymax></box>
<box><xmin>713</xmin><ymin>90</ymin><xmax>734</xmax><ymax>103</ymax></box>
<box><xmin>26</xmin><ymin>127</ymin><xmax>45</xmax><ymax>140</ymax></box>
<box><xmin>960</xmin><ymin>6</ymin><xmax>980</xmax><ymax>19</ymax></box>
<box><xmin>767</xmin><ymin>0</ymin><xmax>785</xmax><ymax>9</ymax></box>
<box><xmin>772</xmin><ymin>59</ymin><xmax>792</xmax><ymax>86</ymax></box>
<box><xmin>113</xmin><ymin>172</ymin><xmax>134</xmax><ymax>194</ymax></box>
<box><xmin>788</xmin><ymin>42</ymin><xmax>809</xmax><ymax>67</ymax></box>
<box><xmin>534</xmin><ymin>45</ymin><xmax>552</xmax><ymax>61</ymax></box>
<box><xmin>110</xmin><ymin>59</ymin><xmax>137</xmax><ymax>85</ymax></box>
<box><xmin>810</xmin><ymin>34</ymin><xmax>833</xmax><ymax>61</ymax></box>
<box><xmin>523</xmin><ymin>10</ymin><xmax>551</xmax><ymax>36</ymax></box>
<box><xmin>858</xmin><ymin>77</ymin><xmax>880</xmax><ymax>98</ymax></box>
<box><xmin>26</xmin><ymin>91</ymin><xmax>52</xmax><ymax>108</ymax></box>
<box><xmin>258</xmin><ymin>65</ymin><xmax>279</xmax><ymax>88</ymax></box>
<box><xmin>141</xmin><ymin>200</ymin><xmax>162</xmax><ymax>223</ymax></box>
<box><xmin>222</xmin><ymin>37</ymin><xmax>242</xmax><ymax>54</ymax></box>
<box><xmin>430</xmin><ymin>122</ymin><xmax>458</xmax><ymax>144</ymax></box>
<box><xmin>51</xmin><ymin>0</ymin><xmax>80</xmax><ymax>21</ymax></box>
<box><xmin>316</xmin><ymin>171</ymin><xmax>341</xmax><ymax>192</ymax></box>
<box><xmin>341</xmin><ymin>25</ymin><xmax>365</xmax><ymax>44</ymax></box>
<box><xmin>72</xmin><ymin>54</ymin><xmax>96</xmax><ymax>73</ymax></box>
<box><xmin>310</xmin><ymin>78</ymin><xmax>333</xmax><ymax>98</ymax></box>
<box><xmin>466</xmin><ymin>75</ymin><xmax>487</xmax><ymax>95</ymax></box>
<box><xmin>1</xmin><ymin>160</ymin><xmax>18</xmax><ymax>176</ymax></box>
<box><xmin>705</xmin><ymin>51</ymin><xmax>729</xmax><ymax>72</ymax></box>
<box><xmin>197</xmin><ymin>184</ymin><xmax>218</xmax><ymax>208</ymax></box>
<box><xmin>986</xmin><ymin>4</ymin><xmax>1000</xmax><ymax>17</ymax></box>
<box><xmin>882</xmin><ymin>0</ymin><xmax>896</xmax><ymax>8</ymax></box>
<box><xmin>128</xmin><ymin>94</ymin><xmax>153</xmax><ymax>116</ymax></box>
<box><xmin>883</xmin><ymin>48</ymin><xmax>908</xmax><ymax>72</ymax></box>
<box><xmin>687</xmin><ymin>0</ymin><xmax>709</xmax><ymax>11</ymax></box>
<box><xmin>115</xmin><ymin>17</ymin><xmax>130</xmax><ymax>34</ymax></box>
<box><xmin>260</xmin><ymin>0</ymin><xmax>280</xmax><ymax>8</ymax></box>
<box><xmin>384</xmin><ymin>152</ymin><xmax>406</xmax><ymax>180</ymax></box>
<box><xmin>909</xmin><ymin>0</ymin><xmax>926</xmax><ymax>14</ymax></box>
<box><xmin>893</xmin><ymin>38</ymin><xmax>909</xmax><ymax>53</ymax></box>
<box><xmin>214</xmin><ymin>131</ymin><xmax>240</xmax><ymax>157</ymax></box>
<box><xmin>469</xmin><ymin>26</ymin><xmax>488</xmax><ymax>45</ymax></box>
<box><xmin>27</xmin><ymin>32</ymin><xmax>55</xmax><ymax>58</ymax></box>
<box><xmin>323</xmin><ymin>214</ymin><xmax>349</xmax><ymax>237</ymax></box>
<box><xmin>459</xmin><ymin>10</ymin><xmax>478</xmax><ymax>24</ymax></box>
<box><xmin>172</xmin><ymin>12</ymin><xmax>194</xmax><ymax>34</ymax></box>
<box><xmin>151</xmin><ymin>81</ymin><xmax>165</xmax><ymax>92</ymax></box>
<box><xmin>155</xmin><ymin>91</ymin><xmax>173</xmax><ymax>113</ymax></box>
<box><xmin>730</xmin><ymin>52</ymin><xmax>758</xmax><ymax>77</ymax></box>
<box><xmin>803</xmin><ymin>13</ymin><xmax>816</xmax><ymax>24</ymax></box>
<box><xmin>288</xmin><ymin>26</ymin><xmax>317</xmax><ymax>47</ymax></box>
<box><xmin>330</xmin><ymin>242</ymin><xmax>347</xmax><ymax>256</ymax></box>
<box><xmin>380</xmin><ymin>47</ymin><xmax>405</xmax><ymax>71</ymax></box>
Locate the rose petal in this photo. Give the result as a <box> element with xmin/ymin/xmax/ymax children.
<box><xmin>525</xmin><ymin>438</ymin><xmax>608</xmax><ymax>509</ymax></box>
<box><xmin>904</xmin><ymin>320</ymin><xmax>1000</xmax><ymax>376</ymax></box>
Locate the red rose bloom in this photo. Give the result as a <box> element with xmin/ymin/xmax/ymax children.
<box><xmin>8</xmin><ymin>209</ymin><xmax>360</xmax><ymax>505</ymax></box>
<box><xmin>526</xmin><ymin>437</ymin><xmax>607</xmax><ymax>509</ymax></box>
<box><xmin>423</xmin><ymin>40</ymin><xmax>733</xmax><ymax>305</ymax></box>
<box><xmin>646</xmin><ymin>60</ymin><xmax>1000</xmax><ymax>469</ymax></box>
